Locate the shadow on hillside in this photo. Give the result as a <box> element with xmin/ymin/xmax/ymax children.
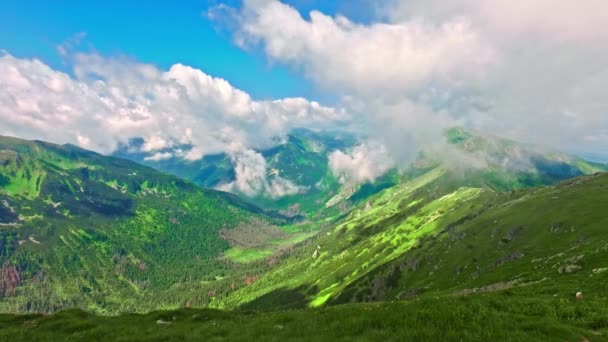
<box><xmin>239</xmin><ymin>286</ymin><xmax>318</xmax><ymax>312</ymax></box>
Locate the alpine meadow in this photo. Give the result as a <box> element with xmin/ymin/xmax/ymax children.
<box><xmin>1</xmin><ymin>1</ymin><xmax>607</xmax><ymax>341</ymax></box>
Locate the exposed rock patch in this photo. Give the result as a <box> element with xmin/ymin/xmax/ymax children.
<box><xmin>558</xmin><ymin>265</ymin><xmax>582</xmax><ymax>274</ymax></box>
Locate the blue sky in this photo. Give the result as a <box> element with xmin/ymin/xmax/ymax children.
<box><xmin>0</xmin><ymin>0</ymin><xmax>372</xmax><ymax>102</ymax></box>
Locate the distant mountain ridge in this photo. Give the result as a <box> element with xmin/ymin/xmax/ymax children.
<box><xmin>116</xmin><ymin>127</ymin><xmax>607</xmax><ymax>219</ymax></box>
<box><xmin>114</xmin><ymin>128</ymin><xmax>389</xmax><ymax>218</ymax></box>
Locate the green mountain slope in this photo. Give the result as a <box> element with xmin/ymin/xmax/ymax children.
<box><xmin>0</xmin><ymin>136</ymin><xmax>284</xmax><ymax>314</ymax></box>
<box><xmin>212</xmin><ymin>168</ymin><xmax>608</xmax><ymax>311</ymax></box>
<box><xmin>3</xmin><ymin>167</ymin><xmax>608</xmax><ymax>339</ymax></box>
<box><xmin>333</xmin><ymin>172</ymin><xmax>608</xmax><ymax>304</ymax></box>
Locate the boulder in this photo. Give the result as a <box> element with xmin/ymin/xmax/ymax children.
<box><xmin>558</xmin><ymin>264</ymin><xmax>582</xmax><ymax>274</ymax></box>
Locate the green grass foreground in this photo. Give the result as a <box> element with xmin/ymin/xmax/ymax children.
<box><xmin>1</xmin><ymin>291</ymin><xmax>606</xmax><ymax>341</ymax></box>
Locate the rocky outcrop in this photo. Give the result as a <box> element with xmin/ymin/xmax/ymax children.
<box><xmin>558</xmin><ymin>264</ymin><xmax>582</xmax><ymax>274</ymax></box>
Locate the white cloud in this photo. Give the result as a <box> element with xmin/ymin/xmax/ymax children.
<box><xmin>0</xmin><ymin>52</ymin><xmax>348</xmax><ymax>158</ymax></box>
<box><xmin>234</xmin><ymin>0</ymin><xmax>494</xmax><ymax>98</ymax></box>
<box><xmin>221</xmin><ymin>0</ymin><xmax>608</xmax><ymax>161</ymax></box>
<box><xmin>144</xmin><ymin>152</ymin><xmax>173</xmax><ymax>161</ymax></box>
<box><xmin>0</xmin><ymin>51</ymin><xmax>351</xmax><ymax>198</ymax></box>
<box><xmin>265</xmin><ymin>176</ymin><xmax>303</xmax><ymax>198</ymax></box>
<box><xmin>217</xmin><ymin>149</ymin><xmax>304</xmax><ymax>198</ymax></box>
<box><xmin>384</xmin><ymin>0</ymin><xmax>608</xmax><ymax>42</ymax></box>
<box><xmin>329</xmin><ymin>142</ymin><xmax>395</xmax><ymax>185</ymax></box>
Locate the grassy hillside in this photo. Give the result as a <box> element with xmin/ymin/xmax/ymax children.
<box><xmin>334</xmin><ymin>172</ymin><xmax>608</xmax><ymax>304</ymax></box>
<box><xmin>1</xmin><ymin>291</ymin><xmax>606</xmax><ymax>341</ymax></box>
<box><xmin>0</xmin><ymin>136</ymin><xmax>288</xmax><ymax>314</ymax></box>
<box><xmin>211</xmin><ymin>168</ymin><xmax>608</xmax><ymax>312</ymax></box>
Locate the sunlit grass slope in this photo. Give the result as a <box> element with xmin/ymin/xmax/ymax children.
<box><xmin>215</xmin><ymin>169</ymin><xmax>608</xmax><ymax>313</ymax></box>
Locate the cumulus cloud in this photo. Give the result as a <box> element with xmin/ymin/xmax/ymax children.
<box><xmin>217</xmin><ymin>149</ymin><xmax>304</xmax><ymax>198</ymax></box>
<box><xmin>0</xmin><ymin>51</ymin><xmax>349</xmax><ymax>197</ymax></box>
<box><xmin>329</xmin><ymin>142</ymin><xmax>395</xmax><ymax>185</ymax></box>
<box><xmin>219</xmin><ymin>0</ymin><xmax>608</xmax><ymax>161</ymax></box>
<box><xmin>0</xmin><ymin>52</ymin><xmax>347</xmax><ymax>157</ymax></box>
<box><xmin>234</xmin><ymin>0</ymin><xmax>494</xmax><ymax>98</ymax></box>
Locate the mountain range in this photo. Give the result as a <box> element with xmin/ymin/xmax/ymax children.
<box><xmin>116</xmin><ymin>127</ymin><xmax>606</xmax><ymax>216</ymax></box>
<box><xmin>1</xmin><ymin>129</ymin><xmax>607</xmax><ymax>339</ymax></box>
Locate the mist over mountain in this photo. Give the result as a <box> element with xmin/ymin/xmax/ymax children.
<box><xmin>114</xmin><ymin>128</ymin><xmax>400</xmax><ymax>218</ymax></box>
<box><xmin>114</xmin><ymin>126</ymin><xmax>607</xmax><ymax>213</ymax></box>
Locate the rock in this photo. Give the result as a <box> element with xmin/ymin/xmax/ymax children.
<box><xmin>312</xmin><ymin>249</ymin><xmax>319</xmax><ymax>259</ymax></box>
<box><xmin>592</xmin><ymin>267</ymin><xmax>607</xmax><ymax>274</ymax></box>
<box><xmin>565</xmin><ymin>255</ymin><xmax>585</xmax><ymax>263</ymax></box>
<box><xmin>455</xmin><ymin>266</ymin><xmax>462</xmax><ymax>275</ymax></box>
<box><xmin>499</xmin><ymin>226</ymin><xmax>523</xmax><ymax>246</ymax></box>
<box><xmin>274</xmin><ymin>325</ymin><xmax>284</xmax><ymax>330</ymax></box>
<box><xmin>156</xmin><ymin>319</ymin><xmax>171</xmax><ymax>325</ymax></box>
<box><xmin>558</xmin><ymin>264</ymin><xmax>582</xmax><ymax>274</ymax></box>
<box><xmin>494</xmin><ymin>251</ymin><xmax>524</xmax><ymax>267</ymax></box>
<box><xmin>576</xmin><ymin>292</ymin><xmax>584</xmax><ymax>300</ymax></box>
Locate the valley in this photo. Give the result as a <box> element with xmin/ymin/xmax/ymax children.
<box><xmin>0</xmin><ymin>130</ymin><xmax>607</xmax><ymax>340</ymax></box>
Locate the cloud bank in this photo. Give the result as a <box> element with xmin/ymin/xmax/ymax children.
<box><xmin>219</xmin><ymin>0</ymin><xmax>608</xmax><ymax>161</ymax></box>
<box><xmin>329</xmin><ymin>142</ymin><xmax>395</xmax><ymax>185</ymax></box>
<box><xmin>217</xmin><ymin>149</ymin><xmax>304</xmax><ymax>198</ymax></box>
<box><xmin>0</xmin><ymin>51</ymin><xmax>349</xmax><ymax>197</ymax></box>
<box><xmin>2</xmin><ymin>0</ymin><xmax>607</xmax><ymax>203</ymax></box>
<box><xmin>0</xmin><ymin>52</ymin><xmax>347</xmax><ymax>157</ymax></box>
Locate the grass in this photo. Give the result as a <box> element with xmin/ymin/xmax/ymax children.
<box><xmin>0</xmin><ymin>290</ymin><xmax>606</xmax><ymax>341</ymax></box>
<box><xmin>334</xmin><ymin>172</ymin><xmax>608</xmax><ymax>305</ymax></box>
<box><xmin>224</xmin><ymin>231</ymin><xmax>319</xmax><ymax>263</ymax></box>
<box><xmin>4</xmin><ymin>169</ymin><xmax>45</xmax><ymax>199</ymax></box>
<box><xmin>224</xmin><ymin>248</ymin><xmax>274</xmax><ymax>263</ymax></box>
<box><xmin>213</xmin><ymin>170</ymin><xmax>608</xmax><ymax>313</ymax></box>
<box><xmin>212</xmin><ymin>167</ymin><xmax>466</xmax><ymax>308</ymax></box>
